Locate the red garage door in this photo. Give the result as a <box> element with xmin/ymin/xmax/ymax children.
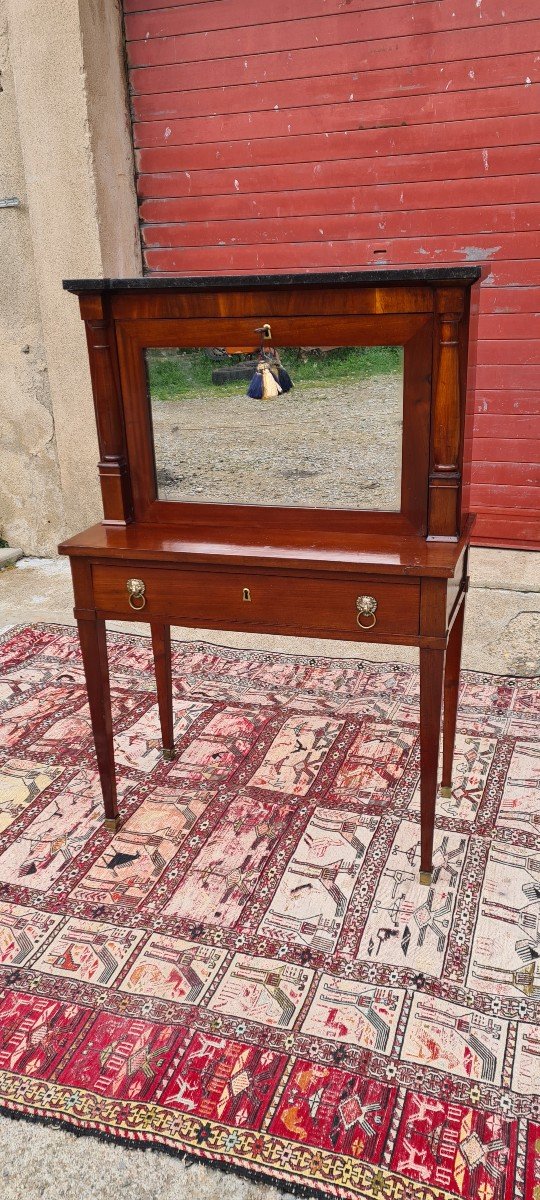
<box><xmin>123</xmin><ymin>0</ymin><xmax>540</xmax><ymax>548</ymax></box>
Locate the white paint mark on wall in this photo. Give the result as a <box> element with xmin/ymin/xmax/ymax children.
<box><xmin>462</xmin><ymin>246</ymin><xmax>500</xmax><ymax>260</ymax></box>
<box><xmin>234</xmin><ymin>179</ymin><xmax>240</xmax><ymax>191</ymax></box>
<box><xmin>482</xmin><ymin>149</ymin><xmax>489</xmax><ymax>171</ymax></box>
<box><xmin>525</xmin><ymin>77</ymin><xmax>532</xmax><ymax>85</ymax></box>
<box><xmin>164</xmin><ymin>126</ymin><xmax>171</xmax><ymax>139</ymax></box>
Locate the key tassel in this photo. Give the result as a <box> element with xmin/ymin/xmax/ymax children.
<box><xmin>246</xmin><ymin>347</ymin><xmax>293</xmax><ymax>399</ymax></box>
<box><xmin>247</xmin><ymin>360</ymin><xmax>282</xmax><ymax>400</ymax></box>
<box><xmin>261</xmin><ymin>362</ymin><xmax>282</xmax><ymax>398</ymax></box>
<box><xmin>274</xmin><ymin>364</ymin><xmax>293</xmax><ymax>393</ymax></box>
<box><xmin>270</xmin><ymin>349</ymin><xmax>293</xmax><ymax>394</ymax></box>
<box><xmin>246</xmin><ymin>366</ymin><xmax>264</xmax><ymax>399</ymax></box>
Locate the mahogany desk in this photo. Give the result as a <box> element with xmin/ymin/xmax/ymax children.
<box><xmin>59</xmin><ymin>267</ymin><xmax>482</xmax><ymax>883</ymax></box>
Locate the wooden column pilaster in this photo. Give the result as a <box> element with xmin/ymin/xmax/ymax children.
<box><xmin>428</xmin><ymin>287</ymin><xmax>464</xmax><ymax>539</ymax></box>
<box><xmin>80</xmin><ymin>293</ymin><xmax>134</xmax><ymax>525</ymax></box>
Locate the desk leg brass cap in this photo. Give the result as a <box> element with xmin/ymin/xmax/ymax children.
<box><xmin>104</xmin><ymin>817</ymin><xmax>120</xmax><ymax>834</ymax></box>
<box><xmin>440</xmin><ymin>785</ymin><xmax>452</xmax><ymax>798</ymax></box>
<box><xmin>419</xmin><ymin>870</ymin><xmax>432</xmax><ymax>886</ymax></box>
<box><xmin>163</xmin><ymin>748</ymin><xmax>176</xmax><ymax>762</ymax></box>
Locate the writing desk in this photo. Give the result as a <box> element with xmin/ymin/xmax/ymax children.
<box><xmin>59</xmin><ymin>267</ymin><xmax>481</xmax><ymax>883</ymax></box>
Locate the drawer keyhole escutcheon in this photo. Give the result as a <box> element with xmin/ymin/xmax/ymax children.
<box><xmin>356</xmin><ymin>595</ymin><xmax>377</xmax><ymax>629</ymax></box>
<box><xmin>243</xmin><ymin>587</ymin><xmax>251</xmax><ymax>602</ymax></box>
<box><xmin>126</xmin><ymin>578</ymin><xmax>146</xmax><ymax>610</ymax></box>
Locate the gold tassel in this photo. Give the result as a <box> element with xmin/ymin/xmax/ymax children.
<box><xmin>260</xmin><ymin>362</ymin><xmax>282</xmax><ymax>399</ymax></box>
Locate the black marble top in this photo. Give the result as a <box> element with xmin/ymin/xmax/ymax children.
<box><xmin>63</xmin><ymin>266</ymin><xmax>483</xmax><ymax>293</ymax></box>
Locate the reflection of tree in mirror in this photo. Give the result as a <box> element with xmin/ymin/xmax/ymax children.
<box><xmin>145</xmin><ymin>347</ymin><xmax>404</xmax><ymax>511</ymax></box>
<box><xmin>146</xmin><ymin>347</ymin><xmax>402</xmax><ymax>401</ymax></box>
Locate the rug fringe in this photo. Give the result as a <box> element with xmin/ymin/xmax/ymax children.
<box><xmin>0</xmin><ymin>1100</ymin><xmax>376</xmax><ymax>1200</ymax></box>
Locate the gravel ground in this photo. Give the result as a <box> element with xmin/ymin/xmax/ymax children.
<box><xmin>0</xmin><ymin>1115</ymin><xmax>293</xmax><ymax>1200</ymax></box>
<box><xmin>152</xmin><ymin>374</ymin><xmax>403</xmax><ymax>509</ymax></box>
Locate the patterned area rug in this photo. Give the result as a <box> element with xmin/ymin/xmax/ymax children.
<box><xmin>0</xmin><ymin>624</ymin><xmax>539</xmax><ymax>1200</ymax></box>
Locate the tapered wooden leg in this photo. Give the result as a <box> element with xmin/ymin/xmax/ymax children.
<box><xmin>419</xmin><ymin>646</ymin><xmax>446</xmax><ymax>884</ymax></box>
<box><xmin>151</xmin><ymin>623</ymin><xmax>175</xmax><ymax>759</ymax></box>
<box><xmin>441</xmin><ymin>597</ymin><xmax>466</xmax><ymax>796</ymax></box>
<box><xmin>77</xmin><ymin>617</ymin><xmax>119</xmax><ymax>829</ymax></box>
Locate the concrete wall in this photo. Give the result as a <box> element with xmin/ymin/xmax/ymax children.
<box><xmin>0</xmin><ymin>0</ymin><xmax>141</xmax><ymax>555</ymax></box>
<box><xmin>0</xmin><ymin>0</ymin><xmax>65</xmax><ymax>554</ymax></box>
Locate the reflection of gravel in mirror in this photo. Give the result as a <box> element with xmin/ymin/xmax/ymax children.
<box><xmin>156</xmin><ymin>467</ymin><xmax>183</xmax><ymax>489</ymax></box>
<box><xmin>150</xmin><ymin>375</ymin><xmax>403</xmax><ymax>510</ymax></box>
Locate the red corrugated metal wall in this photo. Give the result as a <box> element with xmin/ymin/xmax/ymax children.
<box><xmin>123</xmin><ymin>0</ymin><xmax>540</xmax><ymax>548</ymax></box>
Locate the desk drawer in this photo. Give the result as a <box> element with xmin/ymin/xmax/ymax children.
<box><xmin>91</xmin><ymin>564</ymin><xmax>420</xmax><ymax>637</ymax></box>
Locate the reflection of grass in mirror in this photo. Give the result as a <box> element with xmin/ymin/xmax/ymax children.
<box><xmin>146</xmin><ymin>346</ymin><xmax>402</xmax><ymax>401</ymax></box>
<box><xmin>280</xmin><ymin>346</ymin><xmax>402</xmax><ymax>384</ymax></box>
<box><xmin>146</xmin><ymin>350</ymin><xmax>238</xmax><ymax>400</ymax></box>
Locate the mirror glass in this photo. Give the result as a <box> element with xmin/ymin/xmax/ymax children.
<box><xmin>145</xmin><ymin>345</ymin><xmax>403</xmax><ymax>510</ymax></box>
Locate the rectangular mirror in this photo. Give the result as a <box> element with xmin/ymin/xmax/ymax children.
<box><xmin>145</xmin><ymin>345</ymin><xmax>404</xmax><ymax>511</ymax></box>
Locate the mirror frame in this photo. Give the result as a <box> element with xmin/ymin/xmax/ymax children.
<box><xmin>115</xmin><ymin>311</ymin><xmax>433</xmax><ymax>536</ymax></box>
<box><xmin>67</xmin><ymin>268</ymin><xmax>481</xmax><ymax>542</ymax></box>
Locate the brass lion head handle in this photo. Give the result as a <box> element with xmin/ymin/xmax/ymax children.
<box><xmin>356</xmin><ymin>595</ymin><xmax>377</xmax><ymax>630</ymax></box>
<box><xmin>126</xmin><ymin>578</ymin><xmax>146</xmax><ymax>610</ymax></box>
